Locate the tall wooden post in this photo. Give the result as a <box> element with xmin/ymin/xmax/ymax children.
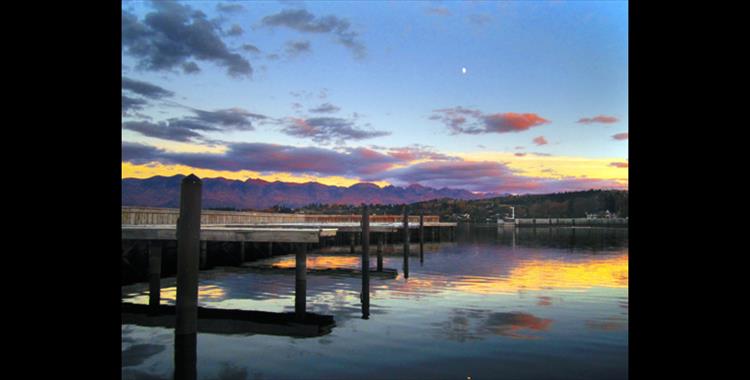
<box><xmin>350</xmin><ymin>232</ymin><xmax>356</xmax><ymax>254</ymax></box>
<box><xmin>148</xmin><ymin>240</ymin><xmax>162</xmax><ymax>315</ymax></box>
<box><xmin>268</xmin><ymin>242</ymin><xmax>273</xmax><ymax>257</ymax></box>
<box><xmin>239</xmin><ymin>242</ymin><xmax>245</xmax><ymax>264</ymax></box>
<box><xmin>361</xmin><ymin>204</ymin><xmax>370</xmax><ymax>319</ymax></box>
<box><xmin>295</xmin><ymin>243</ymin><xmax>307</xmax><ymax>321</ymax></box>
<box><xmin>403</xmin><ymin>206</ymin><xmax>409</xmax><ymax>279</ymax></box>
<box><xmin>175</xmin><ymin>174</ymin><xmax>201</xmax><ymax>380</ymax></box>
<box><xmin>199</xmin><ymin>241</ymin><xmax>207</xmax><ymax>269</ymax></box>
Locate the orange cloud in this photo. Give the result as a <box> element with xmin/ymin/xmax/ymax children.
<box><xmin>533</xmin><ymin>136</ymin><xmax>548</xmax><ymax>145</ymax></box>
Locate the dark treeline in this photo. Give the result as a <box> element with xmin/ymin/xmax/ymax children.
<box><xmin>255</xmin><ymin>189</ymin><xmax>628</xmax><ymax>223</ymax></box>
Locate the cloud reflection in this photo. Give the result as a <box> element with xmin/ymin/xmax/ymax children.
<box><xmin>434</xmin><ymin>309</ymin><xmax>553</xmax><ymax>341</ymax></box>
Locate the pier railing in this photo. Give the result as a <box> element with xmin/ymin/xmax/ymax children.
<box><xmin>122</xmin><ymin>206</ymin><xmax>440</xmax><ymax>225</ymax></box>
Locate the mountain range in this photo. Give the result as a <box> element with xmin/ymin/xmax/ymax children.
<box><xmin>122</xmin><ymin>175</ymin><xmax>494</xmax><ymax>209</ymax></box>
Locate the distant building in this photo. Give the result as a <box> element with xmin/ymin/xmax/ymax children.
<box><xmin>454</xmin><ymin>213</ymin><xmax>471</xmax><ymax>221</ymax></box>
<box><xmin>586</xmin><ymin>210</ymin><xmax>617</xmax><ymax>219</ymax></box>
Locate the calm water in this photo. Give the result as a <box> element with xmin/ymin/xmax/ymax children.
<box><xmin>122</xmin><ymin>225</ymin><xmax>628</xmax><ymax>380</ymax></box>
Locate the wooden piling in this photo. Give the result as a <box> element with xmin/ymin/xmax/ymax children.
<box><xmin>239</xmin><ymin>242</ymin><xmax>245</xmax><ymax>263</ymax></box>
<box><xmin>199</xmin><ymin>241</ymin><xmax>207</xmax><ymax>269</ymax></box>
<box><xmin>175</xmin><ymin>174</ymin><xmax>201</xmax><ymax>379</ymax></box>
<box><xmin>403</xmin><ymin>206</ymin><xmax>409</xmax><ymax>279</ymax></box>
<box><xmin>148</xmin><ymin>240</ymin><xmax>162</xmax><ymax>315</ymax></box>
<box><xmin>268</xmin><ymin>242</ymin><xmax>273</xmax><ymax>257</ymax></box>
<box><xmin>350</xmin><ymin>232</ymin><xmax>356</xmax><ymax>254</ymax></box>
<box><xmin>361</xmin><ymin>204</ymin><xmax>370</xmax><ymax>319</ymax></box>
<box><xmin>295</xmin><ymin>243</ymin><xmax>307</xmax><ymax>321</ymax></box>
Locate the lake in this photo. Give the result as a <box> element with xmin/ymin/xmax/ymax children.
<box><xmin>122</xmin><ymin>225</ymin><xmax>628</xmax><ymax>380</ymax></box>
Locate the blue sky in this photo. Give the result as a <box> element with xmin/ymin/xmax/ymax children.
<box><xmin>122</xmin><ymin>0</ymin><xmax>628</xmax><ymax>193</ymax></box>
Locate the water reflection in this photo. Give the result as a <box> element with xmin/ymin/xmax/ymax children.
<box><xmin>122</xmin><ymin>343</ymin><xmax>165</xmax><ymax>367</ymax></box>
<box><xmin>122</xmin><ymin>226</ymin><xmax>628</xmax><ymax>380</ymax></box>
<box><xmin>434</xmin><ymin>308</ymin><xmax>553</xmax><ymax>342</ymax></box>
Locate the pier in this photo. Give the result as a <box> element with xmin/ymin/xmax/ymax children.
<box><xmin>122</xmin><ymin>175</ymin><xmax>457</xmax><ymax>350</ymax></box>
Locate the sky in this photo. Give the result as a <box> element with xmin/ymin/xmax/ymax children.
<box><xmin>121</xmin><ymin>0</ymin><xmax>628</xmax><ymax>194</ymax></box>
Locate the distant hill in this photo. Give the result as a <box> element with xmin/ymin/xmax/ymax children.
<box><xmin>121</xmin><ymin>175</ymin><xmax>492</xmax><ymax>210</ymax></box>
<box><xmin>408</xmin><ymin>189</ymin><xmax>629</xmax><ymax>222</ymax></box>
<box><xmin>297</xmin><ymin>189</ymin><xmax>628</xmax><ymax>222</ymax></box>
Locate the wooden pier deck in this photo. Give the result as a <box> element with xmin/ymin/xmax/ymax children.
<box><xmin>122</xmin><ymin>224</ymin><xmax>338</xmax><ymax>243</ymax></box>
<box><xmin>122</xmin><ymin>207</ymin><xmax>457</xmax><ymax>244</ymax></box>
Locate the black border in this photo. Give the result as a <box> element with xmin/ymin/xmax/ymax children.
<box><xmin>29</xmin><ymin>0</ymin><xmax>699</xmax><ymax>377</ymax></box>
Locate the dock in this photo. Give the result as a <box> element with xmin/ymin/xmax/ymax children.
<box><xmin>121</xmin><ymin>175</ymin><xmax>456</xmax><ymax>378</ymax></box>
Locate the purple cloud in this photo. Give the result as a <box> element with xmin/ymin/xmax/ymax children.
<box><xmin>430</xmin><ymin>107</ymin><xmax>549</xmax><ymax>134</ymax></box>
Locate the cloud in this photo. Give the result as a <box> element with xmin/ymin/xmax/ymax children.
<box><xmin>121</xmin><ymin>142</ymin><xmax>399</xmax><ymax>177</ymax></box>
<box><xmin>241</xmin><ymin>44</ymin><xmax>261</xmax><ymax>54</ymax></box>
<box><xmin>514</xmin><ymin>152</ymin><xmax>526</xmax><ymax>157</ymax></box>
<box><xmin>609</xmin><ymin>162</ymin><xmax>629</xmax><ymax>168</ymax></box>
<box><xmin>190</xmin><ymin>107</ymin><xmax>265</xmax><ymax>130</ymax></box>
<box><xmin>123</xmin><ymin>106</ymin><xmax>266</xmax><ymax>142</ymax></box>
<box><xmin>122</xmin><ymin>95</ymin><xmax>148</xmax><ymax>113</ymax></box>
<box><xmin>260</xmin><ymin>9</ymin><xmax>366</xmax><ymax>59</ymax></box>
<box><xmin>384</xmin><ymin>145</ymin><xmax>457</xmax><ymax>162</ymax></box>
<box><xmin>430</xmin><ymin>107</ymin><xmax>549</xmax><ymax>134</ymax></box>
<box><xmin>369</xmin><ymin>160</ymin><xmax>626</xmax><ymax>194</ymax></box>
<box><xmin>122</xmin><ymin>1</ymin><xmax>252</xmax><ymax>77</ymax></box>
<box><xmin>123</xmin><ymin>141</ymin><xmax>627</xmax><ymax>193</ymax></box>
<box><xmin>612</xmin><ymin>132</ymin><xmax>628</xmax><ymax>140</ymax></box>
<box><xmin>285</xmin><ymin>40</ymin><xmax>311</xmax><ymax>56</ymax></box>
<box><xmin>121</xmin><ymin>77</ymin><xmax>174</xmax><ymax>99</ymax></box>
<box><xmin>309</xmin><ymin>102</ymin><xmax>340</xmax><ymax>113</ymax></box>
<box><xmin>577</xmin><ymin>115</ymin><xmax>619</xmax><ymax>124</ymax></box>
<box><xmin>226</xmin><ymin>24</ymin><xmax>244</xmax><ymax>36</ymax></box>
<box><xmin>533</xmin><ymin>136</ymin><xmax>548</xmax><ymax>146</ymax></box>
<box><xmin>281</xmin><ymin>117</ymin><xmax>390</xmax><ymax>143</ymax></box>
<box><xmin>216</xmin><ymin>3</ymin><xmax>245</xmax><ymax>13</ymax></box>
<box><xmin>370</xmin><ymin>160</ymin><xmax>519</xmax><ymax>191</ymax></box>
<box><xmin>484</xmin><ymin>113</ymin><xmax>550</xmax><ymax>133</ymax></box>
<box><xmin>182</xmin><ymin>61</ymin><xmax>200</xmax><ymax>74</ymax></box>
<box><xmin>122</xmin><ymin>121</ymin><xmax>204</xmax><ymax>142</ymax></box>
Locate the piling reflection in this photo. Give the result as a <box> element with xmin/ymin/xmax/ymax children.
<box><xmin>294</xmin><ymin>243</ymin><xmax>307</xmax><ymax>321</ymax></box>
<box><xmin>361</xmin><ymin>204</ymin><xmax>370</xmax><ymax>319</ymax></box>
<box><xmin>174</xmin><ymin>332</ymin><xmax>196</xmax><ymax>380</ymax></box>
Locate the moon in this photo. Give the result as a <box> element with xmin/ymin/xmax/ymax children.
<box><xmin>462</xmin><ymin>67</ymin><xmax>467</xmax><ymax>74</ymax></box>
